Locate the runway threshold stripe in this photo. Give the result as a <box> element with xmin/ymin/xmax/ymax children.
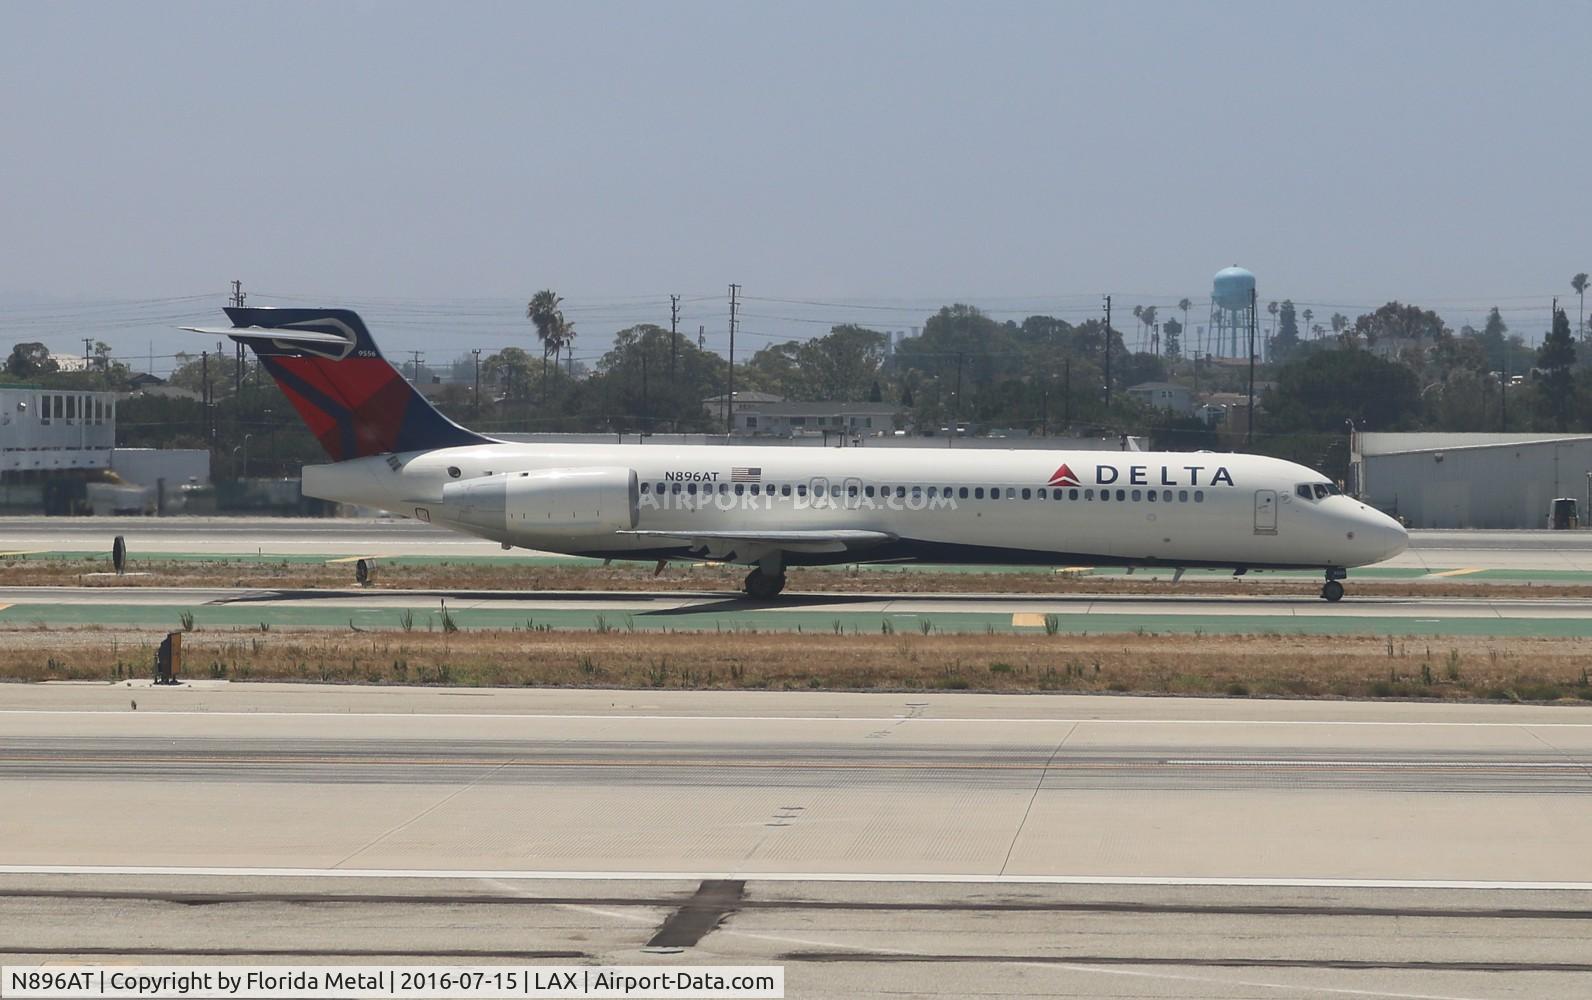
<box><xmin>3</xmin><ymin>865</ymin><xmax>1590</xmax><ymax>891</ymax></box>
<box><xmin>3</xmin><ymin>710</ymin><xmax>1592</xmax><ymax>728</ymax></box>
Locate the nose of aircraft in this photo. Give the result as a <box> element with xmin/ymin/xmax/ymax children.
<box><xmin>1353</xmin><ymin>506</ymin><xmax>1409</xmax><ymax>563</ymax></box>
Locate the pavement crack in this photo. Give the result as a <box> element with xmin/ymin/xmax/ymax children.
<box><xmin>329</xmin><ymin>757</ymin><xmax>517</xmax><ymax>869</ymax></box>
<box><xmin>998</xmin><ymin>722</ymin><xmax>1076</xmax><ymax>876</ymax></box>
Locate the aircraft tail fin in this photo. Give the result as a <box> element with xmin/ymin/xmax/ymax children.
<box><xmin>184</xmin><ymin>307</ymin><xmax>491</xmax><ymax>461</ymax></box>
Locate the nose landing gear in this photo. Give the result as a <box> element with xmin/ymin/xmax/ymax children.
<box><xmin>1321</xmin><ymin>567</ymin><xmax>1347</xmax><ymax>602</ymax></box>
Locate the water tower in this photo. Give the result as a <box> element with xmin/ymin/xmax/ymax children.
<box><xmin>1209</xmin><ymin>265</ymin><xmax>1256</xmax><ymax>358</ymax></box>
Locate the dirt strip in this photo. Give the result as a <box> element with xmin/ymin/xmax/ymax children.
<box><xmin>3</xmin><ymin>628</ymin><xmax>1589</xmax><ymax>702</ymax></box>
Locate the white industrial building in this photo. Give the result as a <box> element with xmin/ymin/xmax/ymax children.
<box><xmin>1352</xmin><ymin>432</ymin><xmax>1592</xmax><ymax>528</ymax></box>
<box><xmin>0</xmin><ymin>386</ymin><xmax>117</xmax><ymax>472</ymax></box>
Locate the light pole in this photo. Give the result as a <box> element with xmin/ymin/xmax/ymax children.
<box><xmin>240</xmin><ymin>434</ymin><xmax>253</xmax><ymax>480</ymax></box>
<box><xmin>472</xmin><ymin>349</ymin><xmax>482</xmax><ymax>416</ymax></box>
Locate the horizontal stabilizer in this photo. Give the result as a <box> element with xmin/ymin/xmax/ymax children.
<box><xmin>180</xmin><ymin>326</ymin><xmax>351</xmax><ymax>346</ymax></box>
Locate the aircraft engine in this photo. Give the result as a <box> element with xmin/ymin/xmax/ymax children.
<box><xmin>441</xmin><ymin>466</ymin><xmax>638</xmax><ymax>540</ymax></box>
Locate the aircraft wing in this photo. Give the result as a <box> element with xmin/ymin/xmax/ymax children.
<box><xmin>618</xmin><ymin>528</ymin><xmax>896</xmax><ymax>556</ymax></box>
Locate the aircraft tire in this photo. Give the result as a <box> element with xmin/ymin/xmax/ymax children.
<box><xmin>1321</xmin><ymin>580</ymin><xmax>1345</xmax><ymax>602</ymax></box>
<box><xmin>744</xmin><ymin>568</ymin><xmax>787</xmax><ymax>600</ymax></box>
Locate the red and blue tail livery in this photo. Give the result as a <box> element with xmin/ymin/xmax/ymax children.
<box><xmin>187</xmin><ymin>307</ymin><xmax>490</xmax><ymax>461</ymax></box>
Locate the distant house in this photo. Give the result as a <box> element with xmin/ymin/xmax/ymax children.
<box><xmin>126</xmin><ymin>372</ymin><xmax>166</xmax><ymax>389</ymax></box>
<box><xmin>1125</xmin><ymin>381</ymin><xmax>1193</xmax><ymax>416</ymax></box>
<box><xmin>703</xmin><ymin>395</ymin><xmax>907</xmax><ymax>438</ymax></box>
<box><xmin>701</xmin><ymin>391</ymin><xmax>785</xmax><ymax>418</ymax></box>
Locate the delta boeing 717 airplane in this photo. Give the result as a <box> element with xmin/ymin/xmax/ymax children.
<box><xmin>186</xmin><ymin>308</ymin><xmax>1408</xmax><ymax>601</ymax></box>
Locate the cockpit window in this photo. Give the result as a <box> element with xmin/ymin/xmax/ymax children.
<box><xmin>1296</xmin><ymin>484</ymin><xmax>1313</xmax><ymax>500</ymax></box>
<box><xmin>1314</xmin><ymin>482</ymin><xmax>1340</xmax><ymax>499</ymax></box>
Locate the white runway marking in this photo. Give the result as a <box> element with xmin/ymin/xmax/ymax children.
<box><xmin>3</xmin><ymin>709</ymin><xmax>1592</xmax><ymax>727</ymax></box>
<box><xmin>5</xmin><ymin>865</ymin><xmax>1592</xmax><ymax>890</ymax></box>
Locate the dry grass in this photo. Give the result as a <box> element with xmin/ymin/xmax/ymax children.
<box><xmin>7</xmin><ymin>627</ymin><xmax>1592</xmax><ymax>702</ymax></box>
<box><xmin>2</xmin><ymin>556</ymin><xmax>1587</xmax><ymax>600</ymax></box>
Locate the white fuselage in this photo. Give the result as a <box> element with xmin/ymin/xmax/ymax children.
<box><xmin>302</xmin><ymin>443</ymin><xmax>1409</xmax><ymax>571</ymax></box>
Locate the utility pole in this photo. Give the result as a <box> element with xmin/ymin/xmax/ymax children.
<box><xmin>230</xmin><ymin>280</ymin><xmax>247</xmax><ymax>394</ymax></box>
<box><xmin>201</xmin><ymin>350</ymin><xmax>212</xmax><ymax>444</ymax></box>
<box><xmin>1103</xmin><ymin>295</ymin><xmax>1112</xmax><ymax>408</ymax></box>
<box><xmin>669</xmin><ymin>294</ymin><xmax>680</xmax><ymax>379</ymax></box>
<box><xmin>953</xmin><ymin>351</ymin><xmax>964</xmax><ymax>445</ymax></box>
<box><xmin>641</xmin><ymin>343</ymin><xmax>649</xmax><ymax>435</ymax></box>
<box><xmin>1247</xmin><ymin>287</ymin><xmax>1258</xmax><ymax>448</ymax></box>
<box><xmin>1501</xmin><ymin>352</ymin><xmax>1508</xmax><ymax>431</ymax></box>
<box><xmin>698</xmin><ymin>325</ymin><xmax>705</xmax><ymax>350</ymax></box>
<box><xmin>472</xmin><ymin>349</ymin><xmax>482</xmax><ymax>416</ymax></box>
<box><xmin>726</xmin><ymin>284</ymin><xmax>740</xmax><ymax>435</ymax></box>
<box><xmin>408</xmin><ymin>350</ymin><xmax>424</xmax><ymax>384</ymax></box>
<box><xmin>1063</xmin><ymin>358</ymin><xmax>1071</xmax><ymax>427</ymax></box>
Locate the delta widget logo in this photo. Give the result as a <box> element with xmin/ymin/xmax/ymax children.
<box><xmin>1047</xmin><ymin>463</ymin><xmax>1080</xmax><ymax>487</ymax></box>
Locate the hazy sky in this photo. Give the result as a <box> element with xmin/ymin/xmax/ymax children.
<box><xmin>2</xmin><ymin>1</ymin><xmax>1589</xmax><ymax>369</ymax></box>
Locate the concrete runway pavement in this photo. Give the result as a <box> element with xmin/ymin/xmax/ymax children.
<box><xmin>2</xmin><ymin>686</ymin><xmax>1591</xmax><ymax>997</ymax></box>
<box><xmin>4</xmin><ymin>583</ymin><xmax>1592</xmax><ymax>636</ymax></box>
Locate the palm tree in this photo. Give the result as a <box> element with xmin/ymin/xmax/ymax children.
<box><xmin>1131</xmin><ymin>305</ymin><xmax>1144</xmax><ymax>351</ymax></box>
<box><xmin>1302</xmin><ymin>308</ymin><xmax>1314</xmax><ymax>339</ymax></box>
<box><xmin>557</xmin><ymin>316</ymin><xmax>577</xmax><ymax>377</ymax></box>
<box><xmin>1267</xmin><ymin>300</ymin><xmax>1279</xmax><ymax>338</ymax></box>
<box><xmin>1331</xmin><ymin>312</ymin><xmax>1348</xmax><ymax>337</ymax></box>
<box><xmin>1178</xmin><ymin>298</ymin><xmax>1192</xmax><ymax>357</ymax></box>
<box><xmin>1139</xmin><ymin>306</ymin><xmax>1157</xmax><ymax>354</ymax></box>
<box><xmin>526</xmin><ymin>289</ymin><xmax>563</xmax><ymax>392</ymax></box>
<box><xmin>1573</xmin><ymin>273</ymin><xmax>1589</xmax><ymax>343</ymax></box>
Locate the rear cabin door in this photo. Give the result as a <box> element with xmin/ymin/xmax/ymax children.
<box><xmin>842</xmin><ymin>477</ymin><xmax>863</xmax><ymax>510</ymax></box>
<box><xmin>1253</xmin><ymin>489</ymin><xmax>1278</xmax><ymax>535</ymax></box>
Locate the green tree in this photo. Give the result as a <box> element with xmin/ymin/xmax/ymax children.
<box><xmin>1535</xmin><ymin>306</ymin><xmax>1577</xmax><ymax>430</ymax></box>
<box><xmin>482</xmin><ymin>346</ymin><xmax>538</xmax><ymax>402</ymax></box>
<box><xmin>1177</xmin><ymin>297</ymin><xmax>1192</xmax><ymax>353</ymax></box>
<box><xmin>1262</xmin><ymin>350</ymin><xmax>1421</xmax><ymax>432</ymax></box>
<box><xmin>1162</xmin><ymin>316</ymin><xmax>1182</xmax><ymax>359</ymax></box>
<box><xmin>1352</xmin><ymin>301</ymin><xmax>1447</xmax><ymax>347</ymax></box>
<box><xmin>5</xmin><ymin>342</ymin><xmax>58</xmax><ymax>379</ymax></box>
<box><xmin>1273</xmin><ymin>300</ymin><xmax>1301</xmax><ymax>360</ymax></box>
<box><xmin>526</xmin><ymin>289</ymin><xmax>564</xmax><ymax>391</ymax></box>
<box><xmin>1573</xmin><ymin>272</ymin><xmax>1589</xmax><ymax>342</ymax></box>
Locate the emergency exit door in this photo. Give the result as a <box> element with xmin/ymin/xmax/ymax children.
<box><xmin>1253</xmin><ymin>489</ymin><xmax>1278</xmax><ymax>535</ymax></box>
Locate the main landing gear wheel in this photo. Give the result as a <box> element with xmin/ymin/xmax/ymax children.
<box><xmin>1321</xmin><ymin>580</ymin><xmax>1345</xmax><ymax>602</ymax></box>
<box><xmin>743</xmin><ymin>567</ymin><xmax>787</xmax><ymax>600</ymax></box>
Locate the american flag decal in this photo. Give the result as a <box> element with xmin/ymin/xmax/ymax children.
<box><xmin>731</xmin><ymin>466</ymin><xmax>762</xmax><ymax>483</ymax></box>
